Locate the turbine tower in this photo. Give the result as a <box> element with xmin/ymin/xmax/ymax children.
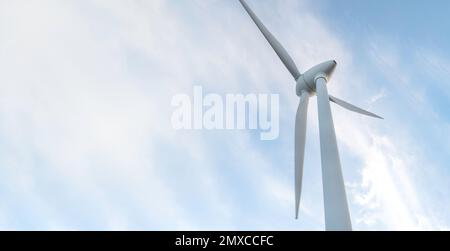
<box><xmin>239</xmin><ymin>0</ymin><xmax>382</xmax><ymax>231</ymax></box>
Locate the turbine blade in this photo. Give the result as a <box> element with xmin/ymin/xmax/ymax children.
<box><xmin>329</xmin><ymin>95</ymin><xmax>383</xmax><ymax>119</ymax></box>
<box><xmin>316</xmin><ymin>78</ymin><xmax>352</xmax><ymax>231</ymax></box>
<box><xmin>239</xmin><ymin>0</ymin><xmax>301</xmax><ymax>80</ymax></box>
<box><xmin>295</xmin><ymin>92</ymin><xmax>310</xmax><ymax>220</ymax></box>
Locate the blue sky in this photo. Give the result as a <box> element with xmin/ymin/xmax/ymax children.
<box><xmin>0</xmin><ymin>0</ymin><xmax>449</xmax><ymax>230</ymax></box>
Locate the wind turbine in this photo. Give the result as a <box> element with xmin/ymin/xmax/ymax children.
<box><xmin>239</xmin><ymin>0</ymin><xmax>383</xmax><ymax>231</ymax></box>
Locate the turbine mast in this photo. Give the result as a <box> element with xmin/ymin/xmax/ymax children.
<box><xmin>316</xmin><ymin>76</ymin><xmax>352</xmax><ymax>231</ymax></box>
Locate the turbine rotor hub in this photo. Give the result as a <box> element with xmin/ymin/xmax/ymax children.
<box><xmin>296</xmin><ymin>60</ymin><xmax>337</xmax><ymax>96</ymax></box>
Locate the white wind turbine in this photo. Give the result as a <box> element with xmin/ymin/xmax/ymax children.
<box><xmin>239</xmin><ymin>0</ymin><xmax>383</xmax><ymax>231</ymax></box>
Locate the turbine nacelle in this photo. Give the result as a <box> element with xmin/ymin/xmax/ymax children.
<box><xmin>296</xmin><ymin>60</ymin><xmax>337</xmax><ymax>96</ymax></box>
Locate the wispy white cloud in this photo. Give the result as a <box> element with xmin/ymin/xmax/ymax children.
<box><xmin>336</xmin><ymin>35</ymin><xmax>450</xmax><ymax>230</ymax></box>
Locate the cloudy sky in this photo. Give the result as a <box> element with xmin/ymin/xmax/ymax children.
<box><xmin>0</xmin><ymin>0</ymin><xmax>449</xmax><ymax>230</ymax></box>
